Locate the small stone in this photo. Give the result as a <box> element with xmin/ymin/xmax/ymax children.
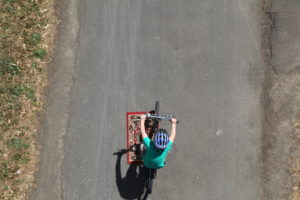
<box><xmin>216</xmin><ymin>129</ymin><xmax>223</xmax><ymax>136</ymax></box>
<box><xmin>16</xmin><ymin>170</ymin><xmax>22</xmax><ymax>174</ymax></box>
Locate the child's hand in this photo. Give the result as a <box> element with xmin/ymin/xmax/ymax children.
<box><xmin>170</xmin><ymin>118</ymin><xmax>177</xmax><ymax>124</ymax></box>
<box><xmin>140</xmin><ymin>114</ymin><xmax>146</xmax><ymax>121</ymax></box>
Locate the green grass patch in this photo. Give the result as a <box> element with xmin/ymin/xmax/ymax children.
<box><xmin>0</xmin><ymin>58</ymin><xmax>21</xmax><ymax>76</ymax></box>
<box><xmin>6</xmin><ymin>97</ymin><xmax>22</xmax><ymax>111</ymax></box>
<box><xmin>2</xmin><ymin>23</ymin><xmax>10</xmax><ymax>31</ymax></box>
<box><xmin>9</xmin><ymin>85</ymin><xmax>24</xmax><ymax>96</ymax></box>
<box><xmin>12</xmin><ymin>153</ymin><xmax>29</xmax><ymax>164</ymax></box>
<box><xmin>6</xmin><ymin>138</ymin><xmax>30</xmax><ymax>150</ymax></box>
<box><xmin>27</xmin><ymin>33</ymin><xmax>42</xmax><ymax>46</ymax></box>
<box><xmin>0</xmin><ymin>86</ymin><xmax>4</xmax><ymax>94</ymax></box>
<box><xmin>31</xmin><ymin>61</ymin><xmax>38</xmax><ymax>68</ymax></box>
<box><xmin>0</xmin><ymin>0</ymin><xmax>52</xmax><ymax>197</ymax></box>
<box><xmin>8</xmin><ymin>85</ymin><xmax>36</xmax><ymax>101</ymax></box>
<box><xmin>33</xmin><ymin>48</ymin><xmax>46</xmax><ymax>59</ymax></box>
<box><xmin>12</xmin><ymin>153</ymin><xmax>22</xmax><ymax>161</ymax></box>
<box><xmin>24</xmin><ymin>85</ymin><xmax>36</xmax><ymax>101</ymax></box>
<box><xmin>0</xmin><ymin>161</ymin><xmax>10</xmax><ymax>181</ymax></box>
<box><xmin>4</xmin><ymin>0</ymin><xmax>16</xmax><ymax>4</ymax></box>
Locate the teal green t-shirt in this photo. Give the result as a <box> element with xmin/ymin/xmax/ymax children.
<box><xmin>142</xmin><ymin>137</ymin><xmax>173</xmax><ymax>169</ymax></box>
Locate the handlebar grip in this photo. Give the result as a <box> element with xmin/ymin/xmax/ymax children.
<box><xmin>170</xmin><ymin>115</ymin><xmax>179</xmax><ymax>124</ymax></box>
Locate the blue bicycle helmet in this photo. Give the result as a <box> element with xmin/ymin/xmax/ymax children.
<box><xmin>154</xmin><ymin>129</ymin><xmax>169</xmax><ymax>150</ymax></box>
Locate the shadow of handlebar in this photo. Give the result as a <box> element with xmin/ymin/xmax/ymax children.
<box><xmin>113</xmin><ymin>149</ymin><xmax>129</xmax><ymax>155</ymax></box>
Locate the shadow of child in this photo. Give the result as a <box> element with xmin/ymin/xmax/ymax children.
<box><xmin>114</xmin><ymin>149</ymin><xmax>149</xmax><ymax>200</ymax></box>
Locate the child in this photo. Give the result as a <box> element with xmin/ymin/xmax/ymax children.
<box><xmin>140</xmin><ymin>114</ymin><xmax>177</xmax><ymax>169</ymax></box>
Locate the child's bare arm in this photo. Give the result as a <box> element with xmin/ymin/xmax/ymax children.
<box><xmin>140</xmin><ymin>114</ymin><xmax>148</xmax><ymax>139</ymax></box>
<box><xmin>169</xmin><ymin>118</ymin><xmax>177</xmax><ymax>142</ymax></box>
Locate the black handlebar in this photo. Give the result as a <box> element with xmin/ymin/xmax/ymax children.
<box><xmin>145</xmin><ymin>114</ymin><xmax>179</xmax><ymax>124</ymax></box>
<box><xmin>131</xmin><ymin>114</ymin><xmax>179</xmax><ymax>124</ymax></box>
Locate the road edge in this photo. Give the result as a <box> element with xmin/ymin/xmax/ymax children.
<box><xmin>261</xmin><ymin>0</ymin><xmax>300</xmax><ymax>199</ymax></box>
<box><xmin>30</xmin><ymin>0</ymin><xmax>79</xmax><ymax>199</ymax></box>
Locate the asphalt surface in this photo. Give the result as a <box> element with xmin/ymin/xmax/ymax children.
<box><xmin>33</xmin><ymin>0</ymin><xmax>266</xmax><ymax>199</ymax></box>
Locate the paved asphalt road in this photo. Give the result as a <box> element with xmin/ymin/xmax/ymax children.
<box><xmin>33</xmin><ymin>0</ymin><xmax>266</xmax><ymax>199</ymax></box>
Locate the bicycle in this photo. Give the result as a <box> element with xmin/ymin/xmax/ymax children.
<box><xmin>141</xmin><ymin>101</ymin><xmax>179</xmax><ymax>194</ymax></box>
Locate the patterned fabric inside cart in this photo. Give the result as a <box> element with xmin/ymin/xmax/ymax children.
<box><xmin>127</xmin><ymin>112</ymin><xmax>155</xmax><ymax>164</ymax></box>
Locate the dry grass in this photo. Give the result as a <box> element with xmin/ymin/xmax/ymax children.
<box><xmin>0</xmin><ymin>0</ymin><xmax>56</xmax><ymax>199</ymax></box>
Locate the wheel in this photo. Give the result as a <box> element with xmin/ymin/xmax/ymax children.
<box><xmin>147</xmin><ymin>169</ymin><xmax>155</xmax><ymax>194</ymax></box>
<box><xmin>148</xmin><ymin>178</ymin><xmax>153</xmax><ymax>194</ymax></box>
<box><xmin>148</xmin><ymin>169</ymin><xmax>157</xmax><ymax>194</ymax></box>
<box><xmin>155</xmin><ymin>101</ymin><xmax>160</xmax><ymax>115</ymax></box>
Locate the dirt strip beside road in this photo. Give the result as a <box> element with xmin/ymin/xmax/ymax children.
<box><xmin>262</xmin><ymin>0</ymin><xmax>300</xmax><ymax>199</ymax></box>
